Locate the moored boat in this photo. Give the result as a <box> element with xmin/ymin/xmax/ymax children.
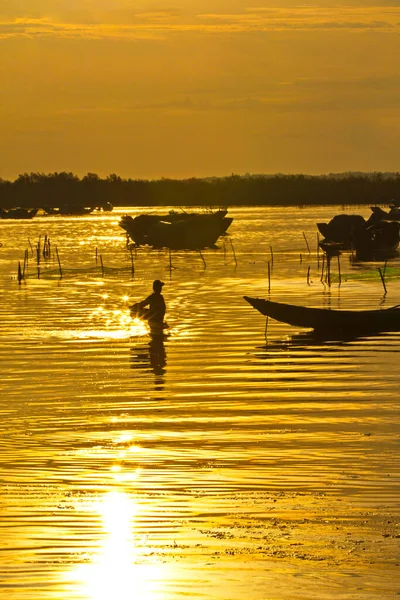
<box><xmin>119</xmin><ymin>209</ymin><xmax>232</xmax><ymax>249</ymax></box>
<box><xmin>317</xmin><ymin>212</ymin><xmax>400</xmax><ymax>260</ymax></box>
<box><xmin>244</xmin><ymin>296</ymin><xmax>400</xmax><ymax>335</ymax></box>
<box><xmin>0</xmin><ymin>207</ymin><xmax>38</xmax><ymax>219</ymax></box>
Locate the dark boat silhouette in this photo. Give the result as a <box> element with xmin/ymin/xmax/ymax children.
<box><xmin>244</xmin><ymin>296</ymin><xmax>400</xmax><ymax>336</ymax></box>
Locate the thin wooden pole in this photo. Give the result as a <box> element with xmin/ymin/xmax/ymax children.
<box><xmin>129</xmin><ymin>248</ymin><xmax>135</xmax><ymax>278</ymax></box>
<box><xmin>55</xmin><ymin>246</ymin><xmax>63</xmax><ymax>278</ymax></box>
<box><xmin>307</xmin><ymin>265</ymin><xmax>311</xmax><ymax>286</ymax></box>
<box><xmin>264</xmin><ymin>316</ymin><xmax>269</xmax><ymax>343</ymax></box>
<box><xmin>169</xmin><ymin>249</ymin><xmax>172</xmax><ymax>274</ymax></box>
<box><xmin>99</xmin><ymin>254</ymin><xmax>104</xmax><ymax>277</ymax></box>
<box><xmin>270</xmin><ymin>246</ymin><xmax>274</xmax><ymax>266</ymax></box>
<box><xmin>230</xmin><ymin>239</ymin><xmax>238</xmax><ymax>266</ymax></box>
<box><xmin>303</xmin><ymin>232</ymin><xmax>310</xmax><ymax>254</ymax></box>
<box><xmin>326</xmin><ymin>255</ymin><xmax>331</xmax><ymax>287</ymax></box>
<box><xmin>17</xmin><ymin>261</ymin><xmax>23</xmax><ymax>284</ymax></box>
<box><xmin>320</xmin><ymin>254</ymin><xmax>325</xmax><ymax>282</ymax></box>
<box><xmin>199</xmin><ymin>250</ymin><xmax>207</xmax><ymax>269</ymax></box>
<box><xmin>378</xmin><ymin>267</ymin><xmax>387</xmax><ymax>295</ymax></box>
<box><xmin>337</xmin><ymin>255</ymin><xmax>342</xmax><ymax>285</ymax></box>
<box><xmin>267</xmin><ymin>261</ymin><xmax>271</xmax><ymax>293</ymax></box>
<box><xmin>23</xmin><ymin>249</ymin><xmax>28</xmax><ymax>277</ymax></box>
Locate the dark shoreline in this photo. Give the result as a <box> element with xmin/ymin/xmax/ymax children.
<box><xmin>1</xmin><ymin>171</ymin><xmax>399</xmax><ymax>210</ymax></box>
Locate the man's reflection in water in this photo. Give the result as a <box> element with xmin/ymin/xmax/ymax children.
<box><xmin>130</xmin><ymin>333</ymin><xmax>167</xmax><ymax>392</ymax></box>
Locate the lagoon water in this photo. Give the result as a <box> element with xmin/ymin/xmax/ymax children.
<box><xmin>0</xmin><ymin>206</ymin><xmax>399</xmax><ymax>599</ymax></box>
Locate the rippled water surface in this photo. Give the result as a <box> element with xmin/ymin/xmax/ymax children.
<box><xmin>1</xmin><ymin>206</ymin><xmax>399</xmax><ymax>599</ymax></box>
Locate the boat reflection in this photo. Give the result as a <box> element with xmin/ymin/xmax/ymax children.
<box><xmin>130</xmin><ymin>333</ymin><xmax>167</xmax><ymax>391</ymax></box>
<box><xmin>255</xmin><ymin>329</ymin><xmax>400</xmax><ymax>354</ymax></box>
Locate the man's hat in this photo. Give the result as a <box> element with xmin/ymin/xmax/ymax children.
<box><xmin>153</xmin><ymin>279</ymin><xmax>165</xmax><ymax>287</ymax></box>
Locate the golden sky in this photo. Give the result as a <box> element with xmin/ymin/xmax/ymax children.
<box><xmin>1</xmin><ymin>1</ymin><xmax>400</xmax><ymax>180</ymax></box>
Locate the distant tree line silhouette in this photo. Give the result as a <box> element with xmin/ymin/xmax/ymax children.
<box><xmin>0</xmin><ymin>171</ymin><xmax>399</xmax><ymax>209</ymax></box>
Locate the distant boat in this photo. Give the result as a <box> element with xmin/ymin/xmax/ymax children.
<box><xmin>317</xmin><ymin>212</ymin><xmax>400</xmax><ymax>260</ymax></box>
<box><xmin>244</xmin><ymin>296</ymin><xmax>400</xmax><ymax>335</ymax></box>
<box><xmin>0</xmin><ymin>208</ymin><xmax>38</xmax><ymax>219</ymax></box>
<box><xmin>42</xmin><ymin>205</ymin><xmax>94</xmax><ymax>215</ymax></box>
<box><xmin>119</xmin><ymin>209</ymin><xmax>233</xmax><ymax>249</ymax></box>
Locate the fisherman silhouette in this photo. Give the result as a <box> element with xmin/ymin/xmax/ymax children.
<box><xmin>130</xmin><ymin>280</ymin><xmax>166</xmax><ymax>331</ymax></box>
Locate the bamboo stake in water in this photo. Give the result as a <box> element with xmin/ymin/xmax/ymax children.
<box><xmin>270</xmin><ymin>246</ymin><xmax>274</xmax><ymax>266</ymax></box>
<box><xmin>320</xmin><ymin>254</ymin><xmax>325</xmax><ymax>282</ymax></box>
<box><xmin>303</xmin><ymin>231</ymin><xmax>311</xmax><ymax>255</ymax></box>
<box><xmin>337</xmin><ymin>255</ymin><xmax>342</xmax><ymax>285</ymax></box>
<box><xmin>169</xmin><ymin>249</ymin><xmax>172</xmax><ymax>274</ymax></box>
<box><xmin>267</xmin><ymin>261</ymin><xmax>271</xmax><ymax>293</ymax></box>
<box><xmin>22</xmin><ymin>249</ymin><xmax>28</xmax><ymax>278</ymax></box>
<box><xmin>55</xmin><ymin>246</ymin><xmax>63</xmax><ymax>279</ymax></box>
<box><xmin>230</xmin><ymin>239</ymin><xmax>238</xmax><ymax>266</ymax></box>
<box><xmin>307</xmin><ymin>265</ymin><xmax>311</xmax><ymax>286</ymax></box>
<box><xmin>99</xmin><ymin>254</ymin><xmax>104</xmax><ymax>277</ymax></box>
<box><xmin>28</xmin><ymin>238</ymin><xmax>34</xmax><ymax>257</ymax></box>
<box><xmin>316</xmin><ymin>233</ymin><xmax>320</xmax><ymax>268</ymax></box>
<box><xmin>378</xmin><ymin>267</ymin><xmax>387</xmax><ymax>295</ymax></box>
<box><xmin>199</xmin><ymin>250</ymin><xmax>207</xmax><ymax>269</ymax></box>
<box><xmin>95</xmin><ymin>247</ymin><xmax>98</xmax><ymax>264</ymax></box>
<box><xmin>129</xmin><ymin>248</ymin><xmax>135</xmax><ymax>278</ymax></box>
<box><xmin>17</xmin><ymin>261</ymin><xmax>23</xmax><ymax>284</ymax></box>
<box><xmin>326</xmin><ymin>255</ymin><xmax>331</xmax><ymax>286</ymax></box>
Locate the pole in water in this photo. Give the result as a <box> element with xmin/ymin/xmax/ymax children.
<box><xmin>320</xmin><ymin>254</ymin><xmax>325</xmax><ymax>282</ymax></box>
<box><xmin>23</xmin><ymin>249</ymin><xmax>28</xmax><ymax>278</ymax></box>
<box><xmin>99</xmin><ymin>254</ymin><xmax>104</xmax><ymax>277</ymax></box>
<box><xmin>267</xmin><ymin>261</ymin><xmax>271</xmax><ymax>293</ymax></box>
<box><xmin>378</xmin><ymin>267</ymin><xmax>387</xmax><ymax>295</ymax></box>
<box><xmin>270</xmin><ymin>246</ymin><xmax>274</xmax><ymax>266</ymax></box>
<box><xmin>129</xmin><ymin>248</ymin><xmax>135</xmax><ymax>278</ymax></box>
<box><xmin>169</xmin><ymin>249</ymin><xmax>172</xmax><ymax>274</ymax></box>
<box><xmin>230</xmin><ymin>239</ymin><xmax>238</xmax><ymax>266</ymax></box>
<box><xmin>264</xmin><ymin>315</ymin><xmax>269</xmax><ymax>343</ymax></box>
<box><xmin>307</xmin><ymin>265</ymin><xmax>311</xmax><ymax>285</ymax></box>
<box><xmin>55</xmin><ymin>246</ymin><xmax>63</xmax><ymax>278</ymax></box>
<box><xmin>326</xmin><ymin>255</ymin><xmax>331</xmax><ymax>286</ymax></box>
<box><xmin>303</xmin><ymin>232</ymin><xmax>311</xmax><ymax>254</ymax></box>
<box><xmin>17</xmin><ymin>261</ymin><xmax>23</xmax><ymax>283</ymax></box>
<box><xmin>337</xmin><ymin>254</ymin><xmax>342</xmax><ymax>285</ymax></box>
<box><xmin>199</xmin><ymin>250</ymin><xmax>207</xmax><ymax>269</ymax></box>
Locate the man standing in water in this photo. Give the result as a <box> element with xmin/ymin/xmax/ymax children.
<box><xmin>130</xmin><ymin>280</ymin><xmax>166</xmax><ymax>327</ymax></box>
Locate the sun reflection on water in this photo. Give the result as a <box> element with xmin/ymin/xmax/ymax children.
<box><xmin>72</xmin><ymin>491</ymin><xmax>166</xmax><ymax>600</ymax></box>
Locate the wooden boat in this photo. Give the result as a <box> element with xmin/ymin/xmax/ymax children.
<box><xmin>317</xmin><ymin>212</ymin><xmax>400</xmax><ymax>260</ymax></box>
<box><xmin>244</xmin><ymin>296</ymin><xmax>400</xmax><ymax>335</ymax></box>
<box><xmin>119</xmin><ymin>209</ymin><xmax>232</xmax><ymax>249</ymax></box>
<box><xmin>0</xmin><ymin>207</ymin><xmax>38</xmax><ymax>219</ymax></box>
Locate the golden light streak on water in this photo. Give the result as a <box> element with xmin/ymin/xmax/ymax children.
<box><xmin>69</xmin><ymin>491</ymin><xmax>166</xmax><ymax>600</ymax></box>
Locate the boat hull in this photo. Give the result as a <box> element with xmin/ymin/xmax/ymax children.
<box><xmin>244</xmin><ymin>296</ymin><xmax>400</xmax><ymax>334</ymax></box>
<box><xmin>120</xmin><ymin>210</ymin><xmax>232</xmax><ymax>249</ymax></box>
